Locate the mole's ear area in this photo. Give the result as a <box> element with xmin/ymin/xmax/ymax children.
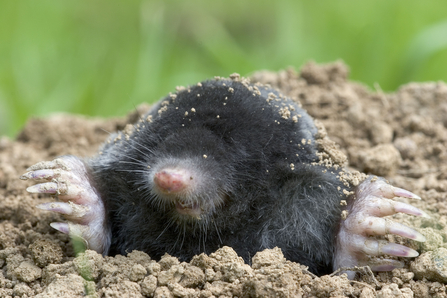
<box><xmin>333</xmin><ymin>176</ymin><xmax>429</xmax><ymax>279</ymax></box>
<box><xmin>20</xmin><ymin>155</ymin><xmax>111</xmax><ymax>255</ymax></box>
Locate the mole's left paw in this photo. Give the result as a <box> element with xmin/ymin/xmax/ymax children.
<box><xmin>334</xmin><ymin>177</ymin><xmax>428</xmax><ymax>278</ymax></box>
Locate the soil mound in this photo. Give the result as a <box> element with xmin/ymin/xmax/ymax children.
<box><xmin>1</xmin><ymin>62</ymin><xmax>446</xmax><ymax>297</ymax></box>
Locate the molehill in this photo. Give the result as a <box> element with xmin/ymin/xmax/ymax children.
<box><xmin>1</xmin><ymin>61</ymin><xmax>446</xmax><ymax>297</ymax></box>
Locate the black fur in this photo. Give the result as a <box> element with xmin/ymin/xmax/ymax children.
<box><xmin>87</xmin><ymin>79</ymin><xmax>348</xmax><ymax>275</ymax></box>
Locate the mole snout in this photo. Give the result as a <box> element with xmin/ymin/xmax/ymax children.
<box><xmin>152</xmin><ymin>166</ymin><xmax>203</xmax><ymax>217</ymax></box>
<box><xmin>153</xmin><ymin>168</ymin><xmax>192</xmax><ymax>194</ymax></box>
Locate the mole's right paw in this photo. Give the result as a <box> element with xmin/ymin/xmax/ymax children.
<box><xmin>21</xmin><ymin>156</ymin><xmax>110</xmax><ymax>254</ymax></box>
<box><xmin>334</xmin><ymin>177</ymin><xmax>428</xmax><ymax>279</ymax></box>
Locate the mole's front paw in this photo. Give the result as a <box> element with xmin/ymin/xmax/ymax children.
<box><xmin>21</xmin><ymin>156</ymin><xmax>110</xmax><ymax>254</ymax></box>
<box><xmin>334</xmin><ymin>177</ymin><xmax>428</xmax><ymax>278</ymax></box>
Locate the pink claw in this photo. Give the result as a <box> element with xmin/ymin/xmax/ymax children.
<box><xmin>37</xmin><ymin>202</ymin><xmax>73</xmax><ymax>215</ymax></box>
<box><xmin>392</xmin><ymin>187</ymin><xmax>421</xmax><ymax>200</ymax></box>
<box><xmin>27</xmin><ymin>182</ymin><xmax>59</xmax><ymax>194</ymax></box>
<box><xmin>20</xmin><ymin>169</ymin><xmax>57</xmax><ymax>180</ymax></box>
<box><xmin>387</xmin><ymin>221</ymin><xmax>426</xmax><ymax>242</ymax></box>
<box><xmin>50</xmin><ymin>222</ymin><xmax>70</xmax><ymax>234</ymax></box>
<box><xmin>379</xmin><ymin>242</ymin><xmax>419</xmax><ymax>257</ymax></box>
<box><xmin>369</xmin><ymin>259</ymin><xmax>404</xmax><ymax>272</ymax></box>
<box><xmin>393</xmin><ymin>201</ymin><xmax>430</xmax><ymax>218</ymax></box>
<box><xmin>353</xmin><ymin>216</ymin><xmax>426</xmax><ymax>241</ymax></box>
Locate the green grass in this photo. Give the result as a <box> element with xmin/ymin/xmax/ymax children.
<box><xmin>1</xmin><ymin>0</ymin><xmax>447</xmax><ymax>137</ymax></box>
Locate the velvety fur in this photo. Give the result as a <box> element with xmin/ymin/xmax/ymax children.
<box><xmin>87</xmin><ymin>79</ymin><xmax>348</xmax><ymax>275</ymax></box>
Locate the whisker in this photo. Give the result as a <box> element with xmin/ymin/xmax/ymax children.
<box><xmin>172</xmin><ymin>225</ymin><xmax>183</xmax><ymax>250</ymax></box>
<box><xmin>118</xmin><ymin>157</ymin><xmax>145</xmax><ymax>166</ymax></box>
<box><xmin>180</xmin><ymin>225</ymin><xmax>186</xmax><ymax>250</ymax></box>
<box><xmin>213</xmin><ymin>220</ymin><xmax>223</xmax><ymax>245</ymax></box>
<box><xmin>99</xmin><ymin>128</ymin><xmax>113</xmax><ymax>135</ymax></box>
<box><xmin>115</xmin><ymin>169</ymin><xmax>149</xmax><ymax>174</ymax></box>
<box><xmin>123</xmin><ymin>142</ymin><xmax>152</xmax><ymax>160</ymax></box>
<box><xmin>156</xmin><ymin>217</ymin><xmax>175</xmax><ymax>240</ymax></box>
<box><xmin>132</xmin><ymin>139</ymin><xmax>156</xmax><ymax>155</ymax></box>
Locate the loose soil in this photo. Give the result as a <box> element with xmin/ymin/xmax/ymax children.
<box><xmin>1</xmin><ymin>61</ymin><xmax>447</xmax><ymax>297</ymax></box>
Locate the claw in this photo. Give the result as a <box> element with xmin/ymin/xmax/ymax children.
<box><xmin>37</xmin><ymin>202</ymin><xmax>74</xmax><ymax>215</ymax></box>
<box><xmin>369</xmin><ymin>259</ymin><xmax>404</xmax><ymax>272</ymax></box>
<box><xmin>50</xmin><ymin>222</ymin><xmax>70</xmax><ymax>234</ymax></box>
<box><xmin>356</xmin><ymin>216</ymin><xmax>426</xmax><ymax>242</ymax></box>
<box><xmin>26</xmin><ymin>180</ymin><xmax>85</xmax><ymax>198</ymax></box>
<box><xmin>39</xmin><ymin>201</ymin><xmax>90</xmax><ymax>218</ymax></box>
<box><xmin>393</xmin><ymin>201</ymin><xmax>430</xmax><ymax>218</ymax></box>
<box><xmin>20</xmin><ymin>169</ymin><xmax>58</xmax><ymax>181</ymax></box>
<box><xmin>50</xmin><ymin>222</ymin><xmax>88</xmax><ymax>238</ymax></box>
<box><xmin>387</xmin><ymin>221</ymin><xmax>426</xmax><ymax>242</ymax></box>
<box><xmin>378</xmin><ymin>241</ymin><xmax>419</xmax><ymax>257</ymax></box>
<box><xmin>361</xmin><ymin>177</ymin><xmax>421</xmax><ymax>200</ymax></box>
<box><xmin>26</xmin><ymin>182</ymin><xmax>59</xmax><ymax>194</ymax></box>
<box><xmin>392</xmin><ymin>186</ymin><xmax>421</xmax><ymax>200</ymax></box>
<box><xmin>355</xmin><ymin>197</ymin><xmax>429</xmax><ymax>219</ymax></box>
<box><xmin>362</xmin><ymin>239</ymin><xmax>419</xmax><ymax>257</ymax></box>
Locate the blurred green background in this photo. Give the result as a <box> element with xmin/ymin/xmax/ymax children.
<box><xmin>1</xmin><ymin>0</ymin><xmax>447</xmax><ymax>138</ymax></box>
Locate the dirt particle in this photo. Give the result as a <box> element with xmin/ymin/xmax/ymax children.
<box><xmin>38</xmin><ymin>274</ymin><xmax>91</xmax><ymax>297</ymax></box>
<box><xmin>140</xmin><ymin>275</ymin><xmax>157</xmax><ymax>296</ymax></box>
<box><xmin>13</xmin><ymin>283</ymin><xmax>34</xmax><ymax>297</ymax></box>
<box><xmin>30</xmin><ymin>239</ymin><xmax>63</xmax><ymax>267</ymax></box>
<box><xmin>299</xmin><ymin>60</ymin><xmax>349</xmax><ymax>85</ymax></box>
<box><xmin>411</xmin><ymin>248</ymin><xmax>447</xmax><ymax>283</ymax></box>
<box><xmin>158</xmin><ymin>105</ymin><xmax>168</xmax><ymax>115</ymax></box>
<box><xmin>129</xmin><ymin>264</ymin><xmax>147</xmax><ymax>282</ymax></box>
<box><xmin>252</xmin><ymin>247</ymin><xmax>286</xmax><ymax>269</ymax></box>
<box><xmin>154</xmin><ymin>286</ymin><xmax>174</xmax><ymax>298</ymax></box>
<box><xmin>73</xmin><ymin>250</ymin><xmax>104</xmax><ymax>281</ymax></box>
<box><xmin>357</xmin><ymin>144</ymin><xmax>401</xmax><ymax>176</ymax></box>
<box><xmin>279</xmin><ymin>107</ymin><xmax>291</xmax><ymax>119</ymax></box>
<box><xmin>229</xmin><ymin>73</ymin><xmax>240</xmax><ymax>81</ymax></box>
<box><xmin>101</xmin><ymin>280</ymin><xmax>143</xmax><ymax>298</ymax></box>
<box><xmin>179</xmin><ymin>265</ymin><xmax>205</xmax><ymax>288</ymax></box>
<box><xmin>394</xmin><ymin>137</ymin><xmax>418</xmax><ymax>160</ymax></box>
<box><xmin>14</xmin><ymin>261</ymin><xmax>42</xmax><ymax>283</ymax></box>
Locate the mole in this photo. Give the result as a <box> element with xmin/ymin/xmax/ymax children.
<box><xmin>20</xmin><ymin>75</ymin><xmax>428</xmax><ymax>277</ymax></box>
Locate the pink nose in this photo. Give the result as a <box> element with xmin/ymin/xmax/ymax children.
<box><xmin>153</xmin><ymin>169</ymin><xmax>188</xmax><ymax>193</ymax></box>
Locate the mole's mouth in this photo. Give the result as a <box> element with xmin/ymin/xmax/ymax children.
<box><xmin>175</xmin><ymin>199</ymin><xmax>203</xmax><ymax>218</ymax></box>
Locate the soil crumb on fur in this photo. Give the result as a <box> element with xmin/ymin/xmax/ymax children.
<box><xmin>1</xmin><ymin>61</ymin><xmax>447</xmax><ymax>297</ymax></box>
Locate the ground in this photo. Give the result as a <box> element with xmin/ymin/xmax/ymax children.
<box><xmin>1</xmin><ymin>62</ymin><xmax>447</xmax><ymax>297</ymax></box>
